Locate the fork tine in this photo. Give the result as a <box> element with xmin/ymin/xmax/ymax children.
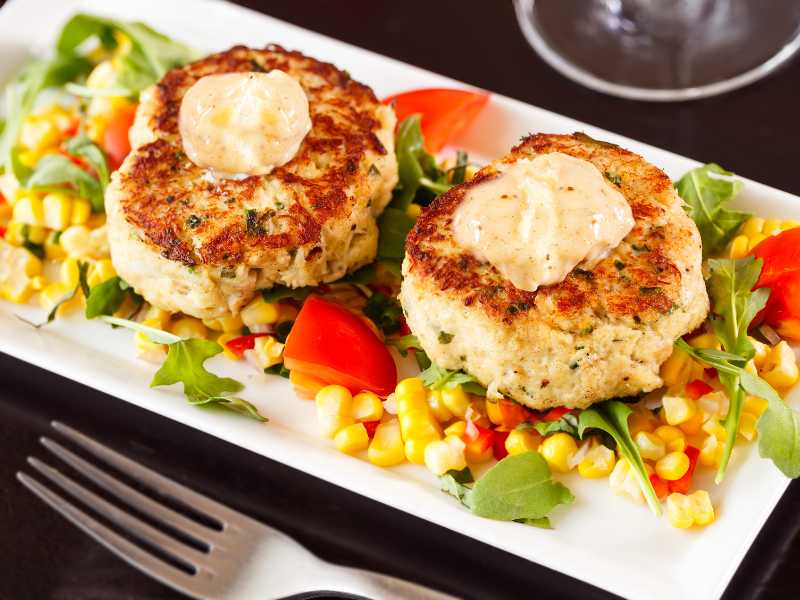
<box><xmin>52</xmin><ymin>422</ymin><xmax>245</xmax><ymax>526</ymax></box>
<box><xmin>26</xmin><ymin>457</ymin><xmax>208</xmax><ymax>569</ymax></box>
<box><xmin>17</xmin><ymin>471</ymin><xmax>202</xmax><ymax>598</ymax></box>
<box><xmin>40</xmin><ymin>436</ymin><xmax>218</xmax><ymax>547</ymax></box>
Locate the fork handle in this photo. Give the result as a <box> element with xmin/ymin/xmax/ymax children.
<box><xmin>315</xmin><ymin>564</ymin><xmax>459</xmax><ymax>600</ymax></box>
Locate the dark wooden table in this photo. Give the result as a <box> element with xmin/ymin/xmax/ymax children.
<box><xmin>2</xmin><ymin>1</ymin><xmax>799</xmax><ymax>599</ymax></box>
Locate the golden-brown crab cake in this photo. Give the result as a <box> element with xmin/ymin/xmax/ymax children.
<box><xmin>400</xmin><ymin>133</ymin><xmax>709</xmax><ymax>410</ymax></box>
<box><xmin>106</xmin><ymin>45</ymin><xmax>397</xmax><ymax>319</ymax></box>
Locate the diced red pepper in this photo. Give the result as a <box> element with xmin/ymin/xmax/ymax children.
<box><xmin>0</xmin><ymin>191</ymin><xmax>6</xmax><ymax>204</ymax></box>
<box><xmin>0</xmin><ymin>226</ymin><xmax>6</xmax><ymax>238</ymax></box>
<box><xmin>223</xmin><ymin>333</ymin><xmax>269</xmax><ymax>357</ymax></box>
<box><xmin>649</xmin><ymin>473</ymin><xmax>669</xmax><ymax>501</ymax></box>
<box><xmin>668</xmin><ymin>446</ymin><xmax>700</xmax><ymax>494</ymax></box>
<box><xmin>543</xmin><ymin>406</ymin><xmax>572</xmax><ymax>422</ymax></box>
<box><xmin>463</xmin><ymin>421</ymin><xmax>494</xmax><ymax>458</ymax></box>
<box><xmin>362</xmin><ymin>420</ymin><xmax>380</xmax><ymax>439</ymax></box>
<box><xmin>685</xmin><ymin>379</ymin><xmax>714</xmax><ymax>400</ymax></box>
<box><xmin>495</xmin><ymin>399</ymin><xmax>532</xmax><ymax>429</ymax></box>
<box><xmin>492</xmin><ymin>430</ymin><xmax>510</xmax><ymax>460</ymax></box>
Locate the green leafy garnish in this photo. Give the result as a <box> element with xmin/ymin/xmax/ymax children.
<box><xmin>264</xmin><ymin>363</ymin><xmax>290</xmax><ymax>378</ymax></box>
<box><xmin>420</xmin><ymin>362</ymin><xmax>487</xmax><ymax>396</ymax></box>
<box><xmin>675</xmin><ymin>163</ymin><xmax>749</xmax><ymax>258</ymax></box>
<box><xmin>18</xmin><ymin>261</ymin><xmax>89</xmax><ymax>328</ymax></box>
<box><xmin>84</xmin><ymin>276</ymin><xmax>143</xmax><ymax>319</ymax></box>
<box><xmin>99</xmin><ymin>315</ymin><xmax>180</xmax><ymax>343</ymax></box>
<box><xmin>439</xmin><ymin>452</ymin><xmax>574</xmax><ymax>527</ymax></box>
<box><xmin>377</xmin><ymin>207</ymin><xmax>415</xmax><ymax>261</ymax></box>
<box><xmin>534</xmin><ymin>413</ymin><xmax>580</xmax><ymax>437</ymax></box>
<box><xmin>390</xmin><ymin>334</ymin><xmax>421</xmax><ymax>356</ymax></box>
<box><xmin>261</xmin><ymin>285</ymin><xmax>313</xmax><ymax>303</ymax></box>
<box><xmin>363</xmin><ymin>292</ymin><xmax>402</xmax><ymax>335</ymax></box>
<box><xmin>57</xmin><ymin>14</ymin><xmax>197</xmax><ymax>97</ymax></box>
<box><xmin>65</xmin><ymin>135</ymin><xmax>110</xmax><ymax>187</ymax></box>
<box><xmin>579</xmin><ymin>400</ymin><xmax>661</xmax><ymax>516</ymax></box>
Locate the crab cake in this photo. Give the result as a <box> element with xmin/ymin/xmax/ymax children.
<box><xmin>400</xmin><ymin>133</ymin><xmax>709</xmax><ymax>410</ymax></box>
<box><xmin>106</xmin><ymin>45</ymin><xmax>397</xmax><ymax>319</ymax></box>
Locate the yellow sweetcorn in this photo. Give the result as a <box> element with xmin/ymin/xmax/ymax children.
<box><xmin>662</xmin><ymin>395</ymin><xmax>697</xmax><ymax>426</ymax></box>
<box><xmin>19</xmin><ymin>115</ymin><xmax>60</xmax><ymax>154</ymax></box>
<box><xmin>289</xmin><ymin>370</ymin><xmax>326</xmax><ymax>399</ymax></box>
<box><xmin>145</xmin><ymin>306</ymin><xmax>172</xmax><ymax>329</ymax></box>
<box><xmin>44</xmin><ymin>231</ymin><xmax>66</xmax><ymax>260</ymax></box>
<box><xmin>781</xmin><ymin>220</ymin><xmax>800</xmax><ymax>231</ymax></box>
<box><xmin>697</xmin><ymin>391</ymin><xmax>729</xmax><ymax>422</ymax></box>
<box><xmin>578</xmin><ymin>445</ymin><xmax>616</xmax><ymax>478</ymax></box>
<box><xmin>217</xmin><ymin>333</ymin><xmax>241</xmax><ymax>360</ymax></box>
<box><xmin>540</xmin><ymin>433</ymin><xmax>577</xmax><ymax>473</ymax></box>
<box><xmin>368</xmin><ymin>420</ymin><xmax>405</xmax><ymax>466</ymax></box>
<box><xmin>739</xmin><ymin>413</ymin><xmax>759</xmax><ymax>441</ymax></box>
<box><xmin>666</xmin><ymin>493</ymin><xmax>694</xmax><ymax>529</ymax></box>
<box><xmin>60</xmin><ymin>258</ymin><xmax>81</xmax><ymax>288</ymax></box>
<box><xmin>352</xmin><ymin>391</ymin><xmax>384</xmax><ymax>422</ymax></box>
<box><xmin>134</xmin><ymin>319</ymin><xmax>167</xmax><ymax>363</ymax></box>
<box><xmin>609</xmin><ymin>457</ymin><xmax>644</xmax><ymax>503</ymax></box>
<box><xmin>485</xmin><ymin>399</ymin><xmax>503</xmax><ymax>426</ymax></box>
<box><xmin>60</xmin><ymin>225</ymin><xmax>94</xmax><ymax>258</ymax></box>
<box><xmin>444</xmin><ymin>420</ymin><xmax>467</xmax><ymax>438</ymax></box>
<box><xmin>70</xmin><ymin>199</ymin><xmax>92</xmax><ymax>226</ymax></box>
<box><xmin>689</xmin><ymin>490</ymin><xmax>715</xmax><ymax>526</ymax></box>
<box><xmin>699</xmin><ymin>434</ymin><xmax>724</xmax><ymax>468</ymax></box>
<box><xmin>740</xmin><ymin>217</ymin><xmax>765</xmax><ymax>237</ymax></box>
<box><xmin>202</xmin><ymin>313</ymin><xmax>244</xmax><ymax>333</ymax></box>
<box><xmin>656</xmin><ymin>451</ymin><xmax>690</xmax><ymax>481</ymax></box>
<box><xmin>405</xmin><ymin>436</ymin><xmax>438</xmax><ymax>465</ymax></box>
<box><xmin>315</xmin><ymin>385</ymin><xmax>355</xmax><ymax>438</ymax></box>
<box><xmin>760</xmin><ymin>341</ymin><xmax>799</xmax><ymax>389</ymax></box>
<box><xmin>30</xmin><ymin>275</ymin><xmax>46</xmax><ymax>291</ymax></box>
<box><xmin>688</xmin><ymin>333</ymin><xmax>721</xmax><ymax>350</ymax></box>
<box><xmin>660</xmin><ymin>346</ymin><xmax>696</xmax><ymax>389</ymax></box>
<box><xmin>252</xmin><ymin>336</ymin><xmax>284</xmax><ymax>369</ymax></box>
<box><xmin>762</xmin><ymin>218</ymin><xmax>782</xmax><ymax>235</ymax></box>
<box><xmin>427</xmin><ymin>390</ymin><xmax>453</xmax><ymax>423</ymax></box>
<box><xmin>39</xmin><ymin>282</ymin><xmax>82</xmax><ymax>316</ymax></box>
<box><xmin>505</xmin><ymin>429</ymin><xmax>539</xmax><ymax>455</ymax></box>
<box><xmin>87</xmin><ymin>259</ymin><xmax>117</xmax><ymax>287</ymax></box>
<box><xmin>42</xmin><ymin>193</ymin><xmax>73</xmax><ymax>231</ymax></box>
<box><xmin>0</xmin><ymin>239</ymin><xmax>43</xmax><ymax>303</ymax></box>
<box><xmin>728</xmin><ymin>235</ymin><xmax>749</xmax><ymax>259</ymax></box>
<box><xmin>240</xmin><ymin>296</ymin><xmax>279</xmax><ymax>328</ymax></box>
<box><xmin>743</xmin><ymin>395</ymin><xmax>768</xmax><ymax>417</ymax></box>
<box><xmin>440</xmin><ymin>385</ymin><xmax>470</xmax><ymax>418</ymax></box>
<box><xmin>334</xmin><ymin>423</ymin><xmax>370</xmax><ymax>454</ymax></box>
<box><xmin>701</xmin><ymin>419</ymin><xmax>726</xmax><ymax>442</ymax></box>
<box><xmin>635</xmin><ymin>431</ymin><xmax>666</xmax><ymax>461</ymax></box>
<box><xmin>170</xmin><ymin>317</ymin><xmax>207</xmax><ymax>339</ymax></box>
<box><xmin>748</xmin><ymin>233</ymin><xmax>768</xmax><ymax>251</ymax></box>
<box><xmin>628</xmin><ymin>407</ymin><xmax>658</xmax><ymax>437</ymax></box>
<box><xmin>678</xmin><ymin>409</ymin><xmax>705</xmax><ymax>435</ymax></box>
<box><xmin>395</xmin><ymin>378</ymin><xmax>427</xmax><ymax>414</ymax></box>
<box><xmin>12</xmin><ymin>193</ymin><xmax>44</xmax><ymax>226</ymax></box>
<box><xmin>399</xmin><ymin>409</ymin><xmax>441</xmax><ymax>441</ymax></box>
<box><xmin>749</xmin><ymin>337</ymin><xmax>769</xmax><ymax>369</ymax></box>
<box><xmin>654</xmin><ymin>425</ymin><xmax>687</xmax><ymax>453</ymax></box>
<box><xmin>424</xmin><ymin>435</ymin><xmax>467</xmax><ymax>475</ymax></box>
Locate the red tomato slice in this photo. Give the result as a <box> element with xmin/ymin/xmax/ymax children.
<box><xmin>224</xmin><ymin>333</ymin><xmax>269</xmax><ymax>358</ymax></box>
<box><xmin>283</xmin><ymin>295</ymin><xmax>398</xmax><ymax>396</ymax></box>
<box><xmin>668</xmin><ymin>446</ymin><xmax>700</xmax><ymax>495</ymax></box>
<box><xmin>751</xmin><ymin>229</ymin><xmax>800</xmax><ymax>339</ymax></box>
<box><xmin>496</xmin><ymin>399</ymin><xmax>532</xmax><ymax>429</ymax></box>
<box><xmin>751</xmin><ymin>228</ymin><xmax>800</xmax><ymax>287</ymax></box>
<box><xmin>104</xmin><ymin>103</ymin><xmax>138</xmax><ymax>171</ymax></box>
<box><xmin>685</xmin><ymin>379</ymin><xmax>713</xmax><ymax>401</ymax></box>
<box><xmin>649</xmin><ymin>473</ymin><xmax>669</xmax><ymax>501</ymax></box>
<box><xmin>382</xmin><ymin>88</ymin><xmax>489</xmax><ymax>153</ymax></box>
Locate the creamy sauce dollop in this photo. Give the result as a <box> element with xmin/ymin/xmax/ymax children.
<box><xmin>179</xmin><ymin>71</ymin><xmax>311</xmax><ymax>178</ymax></box>
<box><xmin>452</xmin><ymin>152</ymin><xmax>635</xmax><ymax>291</ymax></box>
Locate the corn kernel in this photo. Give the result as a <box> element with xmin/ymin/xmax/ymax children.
<box><xmin>240</xmin><ymin>296</ymin><xmax>279</xmax><ymax>328</ymax></box>
<box><xmin>440</xmin><ymin>385</ymin><xmax>470</xmax><ymax>418</ymax></box>
<box><xmin>424</xmin><ymin>435</ymin><xmax>467</xmax><ymax>475</ymax></box>
<box><xmin>399</xmin><ymin>409</ymin><xmax>441</xmax><ymax>441</ymax></box>
<box><xmin>749</xmin><ymin>337</ymin><xmax>769</xmax><ymax>368</ymax></box>
<box><xmin>12</xmin><ymin>194</ymin><xmax>44</xmax><ymax>226</ymax></box>
<box><xmin>656</xmin><ymin>451</ymin><xmax>690</xmax><ymax>481</ymax></box>
<box><xmin>405</xmin><ymin>436</ymin><xmax>438</xmax><ymax>465</ymax></box>
<box><xmin>289</xmin><ymin>370</ymin><xmax>326</xmax><ymax>399</ymax></box>
<box><xmin>505</xmin><ymin>429</ymin><xmax>540</xmax><ymax>455</ymax></box>
<box><xmin>367</xmin><ymin>420</ymin><xmax>405</xmax><ymax>467</ymax></box>
<box><xmin>660</xmin><ymin>347</ymin><xmax>693</xmax><ymax>389</ymax></box>
<box><xmin>739</xmin><ymin>412</ymin><xmax>758</xmax><ymax>441</ymax></box>
<box><xmin>87</xmin><ymin>259</ymin><xmax>117</xmax><ymax>287</ymax></box>
<box><xmin>42</xmin><ymin>192</ymin><xmax>73</xmax><ymax>231</ymax></box>
<box><xmin>252</xmin><ymin>336</ymin><xmax>284</xmax><ymax>369</ymax></box>
<box><xmin>334</xmin><ymin>423</ymin><xmax>369</xmax><ymax>454</ymax></box>
<box><xmin>578</xmin><ymin>445</ymin><xmax>616</xmax><ymax>478</ymax></box>
<box><xmin>395</xmin><ymin>378</ymin><xmax>427</xmax><ymax>414</ymax></box>
<box><xmin>697</xmin><ymin>391</ymin><xmax>729</xmax><ymax>421</ymax></box>
<box><xmin>635</xmin><ymin>431</ymin><xmax>666</xmax><ymax>461</ymax></box>
<box><xmin>485</xmin><ymin>399</ymin><xmax>503</xmax><ymax>426</ymax></box>
<box><xmin>540</xmin><ymin>433</ymin><xmax>577</xmax><ymax>473</ymax></box>
<box><xmin>39</xmin><ymin>282</ymin><xmax>80</xmax><ymax>316</ymax></box>
<box><xmin>662</xmin><ymin>395</ymin><xmax>697</xmax><ymax>426</ymax></box>
<box><xmin>701</xmin><ymin>419</ymin><xmax>726</xmax><ymax>442</ymax></box>
<box><xmin>761</xmin><ymin>341</ymin><xmax>799</xmax><ymax>388</ymax></box>
<box><xmin>743</xmin><ymin>395</ymin><xmax>768</xmax><ymax>417</ymax></box>
<box><xmin>444</xmin><ymin>420</ymin><xmax>467</xmax><ymax>438</ymax></box>
<box><xmin>170</xmin><ymin>317</ymin><xmax>207</xmax><ymax>339</ymax></box>
<box><xmin>666</xmin><ymin>493</ymin><xmax>694</xmax><ymax>529</ymax></box>
<box><xmin>699</xmin><ymin>434</ymin><xmax>724</xmax><ymax>468</ymax></box>
<box><xmin>70</xmin><ymin>199</ymin><xmax>92</xmax><ymax>225</ymax></box>
<box><xmin>202</xmin><ymin>313</ymin><xmax>243</xmax><ymax>333</ymax></box>
<box><xmin>740</xmin><ymin>216</ymin><xmax>765</xmax><ymax>237</ymax></box>
<box><xmin>748</xmin><ymin>233</ymin><xmax>767</xmax><ymax>251</ymax></box>
<box><xmin>352</xmin><ymin>391</ymin><xmax>384</xmax><ymax>422</ymax></box>
<box><xmin>688</xmin><ymin>333</ymin><xmax>721</xmax><ymax>350</ymax></box>
<box><xmin>678</xmin><ymin>410</ymin><xmax>705</xmax><ymax>435</ymax></box>
<box><xmin>134</xmin><ymin>319</ymin><xmax>167</xmax><ymax>363</ymax></box>
<box><xmin>20</xmin><ymin>116</ymin><xmax>60</xmax><ymax>153</ymax></box>
<box><xmin>609</xmin><ymin>457</ymin><xmax>644</xmax><ymax>503</ymax></box>
<box><xmin>427</xmin><ymin>390</ymin><xmax>453</xmax><ymax>423</ymax></box>
<box><xmin>762</xmin><ymin>218</ymin><xmax>782</xmax><ymax>236</ymax></box>
<box><xmin>780</xmin><ymin>219</ymin><xmax>800</xmax><ymax>231</ymax></box>
<box><xmin>43</xmin><ymin>231</ymin><xmax>65</xmax><ymax>260</ymax></box>
<box><xmin>217</xmin><ymin>333</ymin><xmax>241</xmax><ymax>360</ymax></box>
<box><xmin>60</xmin><ymin>258</ymin><xmax>81</xmax><ymax>289</ymax></box>
<box><xmin>628</xmin><ymin>408</ymin><xmax>658</xmax><ymax>437</ymax></box>
<box><xmin>654</xmin><ymin>425</ymin><xmax>684</xmax><ymax>444</ymax></box>
<box><xmin>30</xmin><ymin>275</ymin><xmax>46</xmax><ymax>291</ymax></box>
<box><xmin>728</xmin><ymin>235</ymin><xmax>749</xmax><ymax>259</ymax></box>
<box><xmin>315</xmin><ymin>385</ymin><xmax>354</xmax><ymax>438</ymax></box>
<box><xmin>60</xmin><ymin>225</ymin><xmax>93</xmax><ymax>258</ymax></box>
<box><xmin>689</xmin><ymin>490</ymin><xmax>715</xmax><ymax>526</ymax></box>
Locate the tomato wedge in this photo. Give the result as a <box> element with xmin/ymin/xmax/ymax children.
<box><xmin>103</xmin><ymin>103</ymin><xmax>138</xmax><ymax>171</ymax></box>
<box><xmin>382</xmin><ymin>88</ymin><xmax>489</xmax><ymax>153</ymax></box>
<box><xmin>283</xmin><ymin>295</ymin><xmax>398</xmax><ymax>396</ymax></box>
<box><xmin>750</xmin><ymin>228</ymin><xmax>800</xmax><ymax>340</ymax></box>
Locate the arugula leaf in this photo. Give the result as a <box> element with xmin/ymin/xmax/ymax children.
<box><xmin>18</xmin><ymin>262</ymin><xmax>89</xmax><ymax>328</ymax></box>
<box><xmin>390</xmin><ymin>334</ymin><xmax>420</xmax><ymax>356</ymax></box>
<box><xmin>703</xmin><ymin>257</ymin><xmax>770</xmax><ymax>481</ymax></box>
<box><xmin>261</xmin><ymin>285</ymin><xmax>313</xmax><ymax>303</ymax></box>
<box><xmin>100</xmin><ymin>315</ymin><xmax>181</xmax><ymax>343</ymax></box>
<box><xmin>152</xmin><ymin>338</ymin><xmax>266</xmax><ymax>422</ymax></box>
<box><xmin>85</xmin><ymin>276</ymin><xmax>125</xmax><ymax>318</ymax></box>
<box><xmin>377</xmin><ymin>207</ymin><xmax>415</xmax><ymax>261</ymax></box>
<box><xmin>264</xmin><ymin>363</ymin><xmax>290</xmax><ymax>378</ymax></box>
<box><xmin>578</xmin><ymin>400</ymin><xmax>662</xmax><ymax>516</ymax></box>
<box><xmin>450</xmin><ymin>150</ymin><xmax>469</xmax><ymax>185</ymax></box>
<box><xmin>65</xmin><ymin>135</ymin><xmax>110</xmax><ymax>188</ymax></box>
<box><xmin>340</xmin><ymin>264</ymin><xmax>376</xmax><ymax>286</ymax></box>
<box><xmin>57</xmin><ymin>14</ymin><xmax>197</xmax><ymax>97</ymax></box>
<box><xmin>363</xmin><ymin>292</ymin><xmax>402</xmax><ymax>335</ymax></box>
<box><xmin>420</xmin><ymin>362</ymin><xmax>487</xmax><ymax>396</ymax></box>
<box><xmin>27</xmin><ymin>154</ymin><xmax>105</xmax><ymax>212</ymax></box>
<box><xmin>439</xmin><ymin>453</ymin><xmax>574</xmax><ymax>525</ymax></box>
<box><xmin>534</xmin><ymin>413</ymin><xmax>580</xmax><ymax>437</ymax></box>
<box><xmin>675</xmin><ymin>163</ymin><xmax>749</xmax><ymax>258</ymax></box>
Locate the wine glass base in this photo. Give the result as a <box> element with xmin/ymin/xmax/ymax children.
<box><xmin>514</xmin><ymin>0</ymin><xmax>800</xmax><ymax>101</ymax></box>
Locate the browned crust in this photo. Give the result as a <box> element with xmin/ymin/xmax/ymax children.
<box><xmin>405</xmin><ymin>133</ymin><xmax>692</xmax><ymax>326</ymax></box>
<box><xmin>117</xmin><ymin>45</ymin><xmax>388</xmax><ymax>266</ymax></box>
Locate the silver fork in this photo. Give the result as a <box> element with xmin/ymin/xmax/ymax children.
<box><xmin>17</xmin><ymin>422</ymin><xmax>458</xmax><ymax>600</ymax></box>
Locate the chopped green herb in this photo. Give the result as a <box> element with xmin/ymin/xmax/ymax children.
<box><xmin>363</xmin><ymin>292</ymin><xmax>403</xmax><ymax>335</ymax></box>
<box><xmin>614</xmin><ymin>260</ymin><xmax>626</xmax><ymax>271</ymax></box>
<box><xmin>639</xmin><ymin>286</ymin><xmax>662</xmax><ymax>295</ymax></box>
<box><xmin>604</xmin><ymin>171</ymin><xmax>622</xmax><ymax>186</ymax></box>
<box><xmin>186</xmin><ymin>214</ymin><xmax>202</xmax><ymax>228</ymax></box>
<box><xmin>390</xmin><ymin>334</ymin><xmax>420</xmax><ymax>356</ymax></box>
<box><xmin>438</xmin><ymin>331</ymin><xmax>454</xmax><ymax>344</ymax></box>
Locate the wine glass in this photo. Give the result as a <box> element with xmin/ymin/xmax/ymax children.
<box><xmin>514</xmin><ymin>0</ymin><xmax>800</xmax><ymax>101</ymax></box>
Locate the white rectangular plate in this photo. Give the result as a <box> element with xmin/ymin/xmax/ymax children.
<box><xmin>1</xmin><ymin>1</ymin><xmax>798</xmax><ymax>598</ymax></box>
